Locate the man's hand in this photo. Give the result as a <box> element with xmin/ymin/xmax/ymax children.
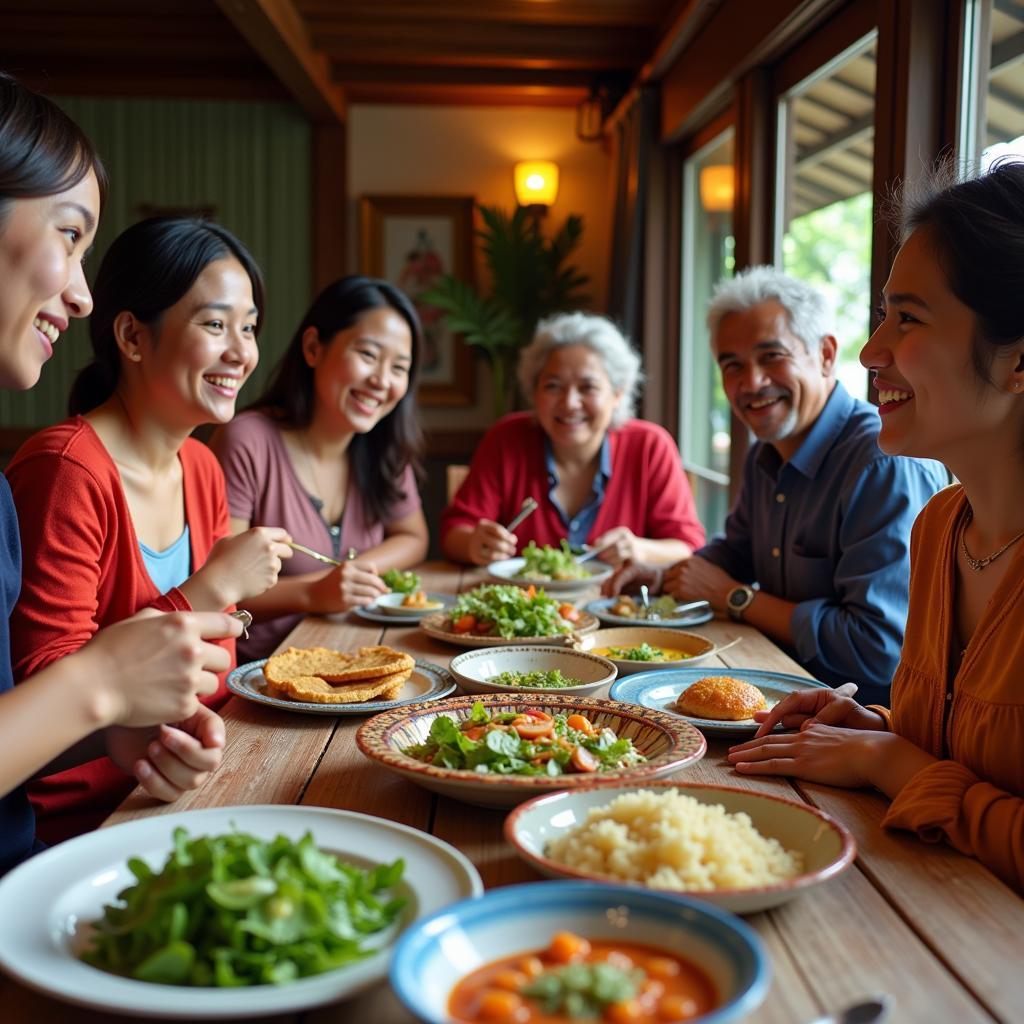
<box><xmin>664</xmin><ymin>556</ymin><xmax>737</xmax><ymax>613</ymax></box>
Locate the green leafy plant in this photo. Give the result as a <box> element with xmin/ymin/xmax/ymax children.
<box><xmin>422</xmin><ymin>205</ymin><xmax>590</xmax><ymax>416</ymax></box>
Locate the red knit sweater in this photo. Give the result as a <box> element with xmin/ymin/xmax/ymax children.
<box><xmin>6</xmin><ymin>418</ymin><xmax>233</xmax><ymax>843</ymax></box>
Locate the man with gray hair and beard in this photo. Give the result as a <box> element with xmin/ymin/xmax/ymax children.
<box><xmin>611</xmin><ymin>266</ymin><xmax>946</xmax><ymax>705</ymax></box>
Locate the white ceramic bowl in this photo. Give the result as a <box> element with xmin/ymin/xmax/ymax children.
<box><xmin>580</xmin><ymin>626</ymin><xmax>717</xmax><ymax>675</ymax></box>
<box><xmin>449</xmin><ymin>645</ymin><xmax>617</xmax><ymax>697</ymax></box>
<box><xmin>372</xmin><ymin>592</ymin><xmax>451</xmax><ymax>618</ymax></box>
<box><xmin>389</xmin><ymin>880</ymin><xmax>770</xmax><ymax>1024</ymax></box>
<box><xmin>356</xmin><ymin>694</ymin><xmax>706</xmax><ymax>809</ymax></box>
<box><xmin>487</xmin><ymin>556</ymin><xmax>615</xmax><ymax>592</ymax></box>
<box><xmin>504</xmin><ymin>781</ymin><xmax>856</xmax><ymax>914</ymax></box>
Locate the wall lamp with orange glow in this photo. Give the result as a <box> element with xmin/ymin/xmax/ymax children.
<box><xmin>699</xmin><ymin>164</ymin><xmax>734</xmax><ymax>213</ymax></box>
<box><xmin>514</xmin><ymin>161</ymin><xmax>559</xmax><ymax>210</ymax></box>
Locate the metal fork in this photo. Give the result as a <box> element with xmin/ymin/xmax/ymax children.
<box><xmin>504</xmin><ymin>497</ymin><xmax>538</xmax><ymax>533</ymax></box>
<box><xmin>639</xmin><ymin>584</ymin><xmax>659</xmax><ymax>621</ymax></box>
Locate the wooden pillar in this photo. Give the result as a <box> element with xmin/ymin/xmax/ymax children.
<box><xmin>312</xmin><ymin>121</ymin><xmax>347</xmax><ymax>292</ymax></box>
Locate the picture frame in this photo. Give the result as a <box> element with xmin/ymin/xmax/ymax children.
<box><xmin>360</xmin><ymin>195</ymin><xmax>477</xmax><ymax>406</ymax></box>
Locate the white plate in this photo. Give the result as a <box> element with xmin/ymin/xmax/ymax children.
<box><xmin>0</xmin><ymin>805</ymin><xmax>482</xmax><ymax>1019</ymax></box>
<box><xmin>505</xmin><ymin>783</ymin><xmax>856</xmax><ymax>914</ymax></box>
<box><xmin>227</xmin><ymin>658</ymin><xmax>456</xmax><ymax>716</ymax></box>
<box><xmin>370</xmin><ymin>592</ymin><xmax>454</xmax><ymax>619</ymax></box>
<box><xmin>579</xmin><ymin>626</ymin><xmax>718</xmax><ymax>676</ymax></box>
<box><xmin>354</xmin><ymin>595</ymin><xmax>455</xmax><ymax>625</ymax></box>
<box><xmin>486</xmin><ymin>557</ymin><xmax>614</xmax><ymax>592</ymax></box>
<box><xmin>585</xmin><ymin>596</ymin><xmax>714</xmax><ymax>629</ymax></box>
<box><xmin>609</xmin><ymin>668</ymin><xmax>831</xmax><ymax>736</ymax></box>
<box><xmin>449</xmin><ymin>645</ymin><xmax>617</xmax><ymax>697</ymax></box>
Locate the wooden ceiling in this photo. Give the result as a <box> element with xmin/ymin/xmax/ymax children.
<box><xmin>1</xmin><ymin>0</ymin><xmax>707</xmax><ymax>118</ymax></box>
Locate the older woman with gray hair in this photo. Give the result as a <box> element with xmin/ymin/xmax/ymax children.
<box><xmin>440</xmin><ymin>312</ymin><xmax>704</xmax><ymax>566</ymax></box>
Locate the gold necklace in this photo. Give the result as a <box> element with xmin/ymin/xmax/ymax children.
<box><xmin>960</xmin><ymin>506</ymin><xmax>1024</xmax><ymax>572</ymax></box>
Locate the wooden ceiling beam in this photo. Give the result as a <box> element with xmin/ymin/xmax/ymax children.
<box><xmin>344</xmin><ymin>83</ymin><xmax>587</xmax><ymax>107</ymax></box>
<box><xmin>331</xmin><ymin>65</ymin><xmax>598</xmax><ymax>88</ymax></box>
<box><xmin>213</xmin><ymin>0</ymin><xmax>346</xmax><ymax>123</ymax></box>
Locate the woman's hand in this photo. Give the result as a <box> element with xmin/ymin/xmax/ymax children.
<box><xmin>78</xmin><ymin>609</ymin><xmax>241</xmax><ymax>727</ymax></box>
<box><xmin>726</xmin><ymin>722</ymin><xmax>890</xmax><ymax>788</ymax></box>
<box><xmin>308</xmin><ymin>560</ymin><xmax>388</xmax><ymax>613</ymax></box>
<box><xmin>468</xmin><ymin>519</ymin><xmax>517</xmax><ymax>565</ymax></box>
<box><xmin>106</xmin><ymin>704</ymin><xmax>226</xmax><ymax>802</ymax></box>
<box><xmin>750</xmin><ymin>684</ymin><xmax>885</xmax><ymax>738</ymax></box>
<box><xmin>590</xmin><ymin>527</ymin><xmax>639</xmax><ymax>567</ymax></box>
<box><xmin>197</xmin><ymin>527</ymin><xmax>293</xmax><ymax>606</ymax></box>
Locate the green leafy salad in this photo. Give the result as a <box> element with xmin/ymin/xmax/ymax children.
<box><xmin>381</xmin><ymin>568</ymin><xmax>421</xmax><ymax>594</ymax></box>
<box><xmin>401</xmin><ymin>700</ymin><xmax>646</xmax><ymax>776</ymax></box>
<box><xmin>518</xmin><ymin>540</ymin><xmax>589</xmax><ymax>581</ymax></box>
<box><xmin>489</xmin><ymin>669</ymin><xmax>584</xmax><ymax>689</ymax></box>
<box><xmin>449</xmin><ymin>584</ymin><xmax>574</xmax><ymax>638</ymax></box>
<box><xmin>81</xmin><ymin>829</ymin><xmax>405</xmax><ymax>987</ymax></box>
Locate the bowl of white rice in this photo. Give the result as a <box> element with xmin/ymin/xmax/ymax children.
<box><xmin>504</xmin><ymin>782</ymin><xmax>856</xmax><ymax>914</ymax></box>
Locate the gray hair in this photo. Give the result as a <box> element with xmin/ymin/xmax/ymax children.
<box><xmin>517</xmin><ymin>312</ymin><xmax>643</xmax><ymax>429</ymax></box>
<box><xmin>706</xmin><ymin>266</ymin><xmax>833</xmax><ymax>351</ymax></box>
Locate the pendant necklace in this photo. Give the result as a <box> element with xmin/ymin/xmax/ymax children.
<box><xmin>960</xmin><ymin>506</ymin><xmax>1024</xmax><ymax>572</ymax></box>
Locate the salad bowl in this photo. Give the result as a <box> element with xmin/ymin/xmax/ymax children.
<box><xmin>488</xmin><ymin>556</ymin><xmax>614</xmax><ymax>592</ymax></box>
<box><xmin>356</xmin><ymin>694</ymin><xmax>706</xmax><ymax>808</ymax></box>
<box><xmin>449</xmin><ymin>645</ymin><xmax>617</xmax><ymax>697</ymax></box>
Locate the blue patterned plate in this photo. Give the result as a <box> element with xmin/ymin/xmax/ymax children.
<box><xmin>585</xmin><ymin>596</ymin><xmax>715</xmax><ymax>629</ymax></box>
<box><xmin>227</xmin><ymin>658</ymin><xmax>456</xmax><ymax>716</ymax></box>
<box><xmin>610</xmin><ymin>667</ymin><xmax>830</xmax><ymax>736</ymax></box>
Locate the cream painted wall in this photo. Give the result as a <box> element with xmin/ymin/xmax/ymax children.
<box><xmin>347</xmin><ymin>104</ymin><xmax>613</xmax><ymax>430</ymax></box>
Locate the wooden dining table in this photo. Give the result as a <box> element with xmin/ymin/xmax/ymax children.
<box><xmin>4</xmin><ymin>560</ymin><xmax>1023</xmax><ymax>1024</ymax></box>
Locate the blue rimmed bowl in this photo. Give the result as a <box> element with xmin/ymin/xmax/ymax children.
<box><xmin>389</xmin><ymin>880</ymin><xmax>770</xmax><ymax>1023</ymax></box>
<box><xmin>356</xmin><ymin>694</ymin><xmax>706</xmax><ymax>808</ymax></box>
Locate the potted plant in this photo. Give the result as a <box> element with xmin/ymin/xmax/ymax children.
<box><xmin>422</xmin><ymin>204</ymin><xmax>590</xmax><ymax>417</ymax></box>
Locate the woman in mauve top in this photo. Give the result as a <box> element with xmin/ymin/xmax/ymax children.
<box><xmin>441</xmin><ymin>313</ymin><xmax>704</xmax><ymax>567</ymax></box>
<box><xmin>727</xmin><ymin>161</ymin><xmax>1024</xmax><ymax>894</ymax></box>
<box><xmin>210</xmin><ymin>275</ymin><xmax>428</xmax><ymax>661</ymax></box>
<box><xmin>8</xmin><ymin>217</ymin><xmax>291</xmax><ymax>843</ymax></box>
<box><xmin>0</xmin><ymin>73</ymin><xmax>240</xmax><ymax>872</ymax></box>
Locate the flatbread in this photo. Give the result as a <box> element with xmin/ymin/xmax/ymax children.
<box><xmin>318</xmin><ymin>645</ymin><xmax>415</xmax><ymax>682</ymax></box>
<box><xmin>271</xmin><ymin>667</ymin><xmax>412</xmax><ymax>705</ymax></box>
<box><xmin>264</xmin><ymin>645</ymin><xmax>414</xmax><ymax>685</ymax></box>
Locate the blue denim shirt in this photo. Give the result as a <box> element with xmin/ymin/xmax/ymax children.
<box><xmin>698</xmin><ymin>383</ymin><xmax>948</xmax><ymax>704</ymax></box>
<box><xmin>543</xmin><ymin>434</ymin><xmax>612</xmax><ymax>548</ymax></box>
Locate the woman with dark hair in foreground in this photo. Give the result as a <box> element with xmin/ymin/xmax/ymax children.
<box><xmin>7</xmin><ymin>215</ymin><xmax>291</xmax><ymax>843</ymax></box>
<box><xmin>210</xmin><ymin>275</ymin><xmax>428</xmax><ymax>660</ymax></box>
<box><xmin>0</xmin><ymin>74</ymin><xmax>241</xmax><ymax>872</ymax></box>
<box><xmin>728</xmin><ymin>161</ymin><xmax>1024</xmax><ymax>894</ymax></box>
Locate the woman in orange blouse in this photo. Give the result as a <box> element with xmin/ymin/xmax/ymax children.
<box><xmin>727</xmin><ymin>161</ymin><xmax>1024</xmax><ymax>894</ymax></box>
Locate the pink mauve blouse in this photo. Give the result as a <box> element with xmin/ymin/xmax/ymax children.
<box><xmin>209</xmin><ymin>410</ymin><xmax>421</xmax><ymax>660</ymax></box>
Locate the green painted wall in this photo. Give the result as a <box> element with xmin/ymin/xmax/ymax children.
<box><xmin>0</xmin><ymin>96</ymin><xmax>312</xmax><ymax>427</ymax></box>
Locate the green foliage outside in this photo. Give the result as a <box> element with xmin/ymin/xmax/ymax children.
<box><xmin>422</xmin><ymin>205</ymin><xmax>590</xmax><ymax>417</ymax></box>
<box><xmin>782</xmin><ymin>191</ymin><xmax>872</xmax><ymax>398</ymax></box>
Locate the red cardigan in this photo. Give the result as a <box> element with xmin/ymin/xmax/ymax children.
<box><xmin>441</xmin><ymin>413</ymin><xmax>705</xmax><ymax>553</ymax></box>
<box><xmin>6</xmin><ymin>418</ymin><xmax>233</xmax><ymax>843</ymax></box>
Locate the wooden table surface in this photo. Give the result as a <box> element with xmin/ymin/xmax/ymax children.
<box><xmin>4</xmin><ymin>560</ymin><xmax>1023</xmax><ymax>1024</ymax></box>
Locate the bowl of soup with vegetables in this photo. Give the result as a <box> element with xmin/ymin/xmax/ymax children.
<box><xmin>582</xmin><ymin>628</ymin><xmax>717</xmax><ymax>676</ymax></box>
<box><xmin>389</xmin><ymin>880</ymin><xmax>769</xmax><ymax>1024</ymax></box>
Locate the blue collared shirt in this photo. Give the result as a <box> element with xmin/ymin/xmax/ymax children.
<box><xmin>698</xmin><ymin>383</ymin><xmax>948</xmax><ymax>703</ymax></box>
<box><xmin>543</xmin><ymin>435</ymin><xmax>612</xmax><ymax>547</ymax></box>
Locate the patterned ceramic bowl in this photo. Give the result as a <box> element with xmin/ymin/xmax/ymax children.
<box><xmin>356</xmin><ymin>694</ymin><xmax>706</xmax><ymax>808</ymax></box>
<box><xmin>449</xmin><ymin>645</ymin><xmax>617</xmax><ymax>697</ymax></box>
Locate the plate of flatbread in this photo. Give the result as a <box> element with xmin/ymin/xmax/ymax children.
<box><xmin>227</xmin><ymin>645</ymin><xmax>456</xmax><ymax>716</ymax></box>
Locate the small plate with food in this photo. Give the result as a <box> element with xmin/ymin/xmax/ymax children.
<box><xmin>585</xmin><ymin>593</ymin><xmax>714</xmax><ymax>628</ymax></box>
<box><xmin>0</xmin><ymin>804</ymin><xmax>482</xmax><ymax>1018</ymax></box>
<box><xmin>372</xmin><ymin>591</ymin><xmax>452</xmax><ymax>618</ymax></box>
<box><xmin>487</xmin><ymin>541</ymin><xmax>614</xmax><ymax>592</ymax></box>
<box><xmin>609</xmin><ymin>667</ymin><xmax>830</xmax><ymax>735</ymax></box>
<box><xmin>419</xmin><ymin>583</ymin><xmax>598</xmax><ymax>648</ymax></box>
<box><xmin>505</xmin><ymin>782</ymin><xmax>856</xmax><ymax>914</ymax></box>
<box><xmin>390</xmin><ymin>880</ymin><xmax>769</xmax><ymax>1024</ymax></box>
<box><xmin>356</xmin><ymin>694</ymin><xmax>706</xmax><ymax>808</ymax></box>
<box><xmin>449</xmin><ymin>645</ymin><xmax>617</xmax><ymax>697</ymax></box>
<box><xmin>579</xmin><ymin>626</ymin><xmax>718</xmax><ymax>675</ymax></box>
<box><xmin>227</xmin><ymin>645</ymin><xmax>456</xmax><ymax>716</ymax></box>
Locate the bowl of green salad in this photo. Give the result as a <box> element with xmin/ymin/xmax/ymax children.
<box><xmin>449</xmin><ymin>645</ymin><xmax>617</xmax><ymax>697</ymax></box>
<box><xmin>487</xmin><ymin>541</ymin><xmax>614</xmax><ymax>592</ymax></box>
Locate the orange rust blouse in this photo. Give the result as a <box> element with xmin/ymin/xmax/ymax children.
<box><xmin>881</xmin><ymin>485</ymin><xmax>1024</xmax><ymax>893</ymax></box>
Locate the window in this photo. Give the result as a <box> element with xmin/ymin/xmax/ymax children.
<box><xmin>775</xmin><ymin>32</ymin><xmax>877</xmax><ymax>399</ymax></box>
<box><xmin>960</xmin><ymin>0</ymin><xmax>1024</xmax><ymax>166</ymax></box>
<box><xmin>680</xmin><ymin>129</ymin><xmax>734</xmax><ymax>534</ymax></box>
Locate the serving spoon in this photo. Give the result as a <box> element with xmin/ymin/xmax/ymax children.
<box><xmin>805</xmin><ymin>996</ymin><xmax>890</xmax><ymax>1024</ymax></box>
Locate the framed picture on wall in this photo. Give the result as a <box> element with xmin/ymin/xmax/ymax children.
<box><xmin>359</xmin><ymin>195</ymin><xmax>476</xmax><ymax>406</ymax></box>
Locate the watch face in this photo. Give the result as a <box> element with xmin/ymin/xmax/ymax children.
<box><xmin>728</xmin><ymin>587</ymin><xmax>752</xmax><ymax>610</ymax></box>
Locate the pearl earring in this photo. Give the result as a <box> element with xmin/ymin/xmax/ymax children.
<box><xmin>130</xmin><ymin>353</ymin><xmax>141</xmax><ymax>362</ymax></box>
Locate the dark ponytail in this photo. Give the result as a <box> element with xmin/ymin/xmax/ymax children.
<box><xmin>69</xmin><ymin>217</ymin><xmax>264</xmax><ymax>414</ymax></box>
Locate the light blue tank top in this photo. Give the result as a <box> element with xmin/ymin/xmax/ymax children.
<box><xmin>140</xmin><ymin>526</ymin><xmax>191</xmax><ymax>594</ymax></box>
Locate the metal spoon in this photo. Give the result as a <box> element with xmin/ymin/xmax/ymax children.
<box><xmin>504</xmin><ymin>497</ymin><xmax>538</xmax><ymax>533</ymax></box>
<box><xmin>805</xmin><ymin>996</ymin><xmax>890</xmax><ymax>1024</ymax></box>
<box><xmin>639</xmin><ymin>584</ymin><xmax>656</xmax><ymax>620</ymax></box>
